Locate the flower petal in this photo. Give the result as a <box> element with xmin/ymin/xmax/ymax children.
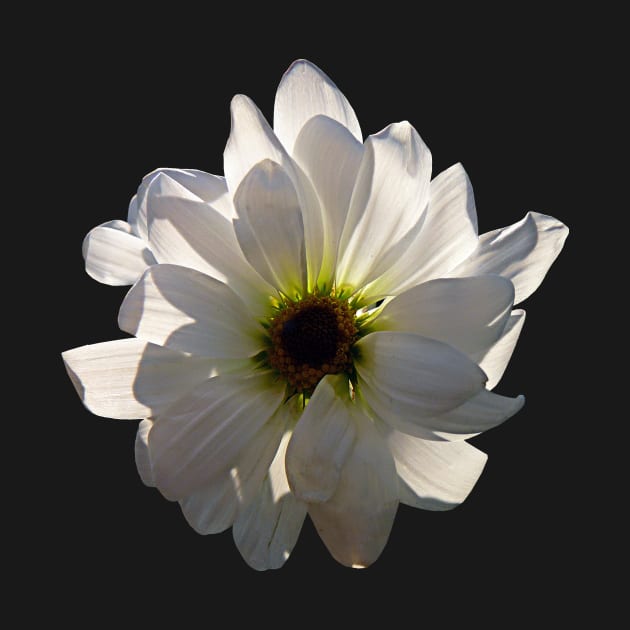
<box><xmin>146</xmin><ymin>174</ymin><xmax>274</xmax><ymax>315</ymax></box>
<box><xmin>451</xmin><ymin>212</ymin><xmax>569</xmax><ymax>304</ymax></box>
<box><xmin>224</xmin><ymin>95</ymin><xmax>324</xmax><ymax>290</ymax></box>
<box><xmin>149</xmin><ymin>373</ymin><xmax>285</xmax><ymax>501</ymax></box>
<box><xmin>131</xmin><ymin>167</ymin><xmax>212</xmax><ymax>240</ymax></box>
<box><xmin>373</xmin><ymin>275</ymin><xmax>515</xmax><ymax>357</ymax></box>
<box><xmin>82</xmin><ymin>220</ymin><xmax>156</xmax><ymax>286</ymax></box>
<box><xmin>356</xmin><ymin>331</ymin><xmax>487</xmax><ymax>421</ymax></box>
<box><xmin>135</xmin><ymin>419</ymin><xmax>155</xmax><ymax>487</ymax></box>
<box><xmin>473</xmin><ymin>309</ymin><xmax>526</xmax><ymax>390</ymax></box>
<box><xmin>118</xmin><ymin>264</ymin><xmax>264</xmax><ymax>359</ymax></box>
<box><xmin>309</xmin><ymin>407</ymin><xmax>398</xmax><ymax>568</ymax></box>
<box><xmin>62</xmin><ymin>339</ymin><xmax>213</xmax><ymax>420</ymax></box>
<box><xmin>273</xmin><ymin>59</ymin><xmax>362</xmax><ymax>155</ymax></box>
<box><xmin>382</xmin><ymin>425</ymin><xmax>488</xmax><ymax>510</ymax></box>
<box><xmin>366</xmin><ymin>163</ymin><xmax>479</xmax><ymax>296</ymax></box>
<box><xmin>370</xmin><ymin>387</ymin><xmax>524</xmax><ymax>441</ymax></box>
<box><xmin>233</xmin><ymin>160</ymin><xmax>307</xmax><ymax>295</ymax></box>
<box><xmin>336</xmin><ymin>122</ymin><xmax>432</xmax><ymax>291</ymax></box>
<box><xmin>286</xmin><ymin>376</ymin><xmax>357</xmax><ymax>503</ymax></box>
<box><xmin>292</xmin><ymin>115</ymin><xmax>364</xmax><ymax>284</ymax></box>
<box><xmin>180</xmin><ymin>405</ymin><xmax>289</xmax><ymax>535</ymax></box>
<box><xmin>233</xmin><ymin>429</ymin><xmax>308</xmax><ymax>571</ymax></box>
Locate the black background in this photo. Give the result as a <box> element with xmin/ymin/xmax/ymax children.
<box><xmin>29</xmin><ymin>6</ymin><xmax>613</xmax><ymax>623</ymax></box>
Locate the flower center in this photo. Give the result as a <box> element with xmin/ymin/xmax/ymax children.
<box><xmin>267</xmin><ymin>294</ymin><xmax>358</xmax><ymax>394</ymax></box>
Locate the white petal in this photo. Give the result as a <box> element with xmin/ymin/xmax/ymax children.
<box><xmin>180</xmin><ymin>405</ymin><xmax>289</xmax><ymax>535</ymax></box>
<box><xmin>118</xmin><ymin>264</ymin><xmax>264</xmax><ymax>359</ymax></box>
<box><xmin>356</xmin><ymin>332</ymin><xmax>487</xmax><ymax>422</ymax></box>
<box><xmin>474</xmin><ymin>310</ymin><xmax>526</xmax><ymax>390</ymax></box>
<box><xmin>62</xmin><ymin>339</ymin><xmax>213</xmax><ymax>420</ymax></box>
<box><xmin>451</xmin><ymin>212</ymin><xmax>569</xmax><ymax>304</ymax></box>
<box><xmin>371</xmin><ymin>387</ymin><xmax>524</xmax><ymax>441</ymax></box>
<box><xmin>233</xmin><ymin>160</ymin><xmax>307</xmax><ymax>295</ymax></box>
<box><xmin>224</xmin><ymin>95</ymin><xmax>324</xmax><ymax>291</ymax></box>
<box><xmin>374</xmin><ymin>275</ymin><xmax>514</xmax><ymax>357</ymax></box>
<box><xmin>285</xmin><ymin>376</ymin><xmax>356</xmax><ymax>503</ymax></box>
<box><xmin>367</xmin><ymin>163</ymin><xmax>479</xmax><ymax>296</ymax></box>
<box><xmin>132</xmin><ymin>168</ymin><xmax>209</xmax><ymax>240</ymax></box>
<box><xmin>292</xmin><ymin>115</ymin><xmax>364</xmax><ymax>284</ymax></box>
<box><xmin>336</xmin><ymin>122</ymin><xmax>432</xmax><ymax>291</ymax></box>
<box><xmin>82</xmin><ymin>220</ymin><xmax>156</xmax><ymax>286</ymax></box>
<box><xmin>149</xmin><ymin>373</ymin><xmax>285</xmax><ymax>501</ymax></box>
<box><xmin>233</xmin><ymin>429</ymin><xmax>308</xmax><ymax>571</ymax></box>
<box><xmin>146</xmin><ymin>176</ymin><xmax>274</xmax><ymax>315</ymax></box>
<box><xmin>273</xmin><ymin>59</ymin><xmax>362</xmax><ymax>155</ymax></box>
<box><xmin>382</xmin><ymin>426</ymin><xmax>487</xmax><ymax>510</ymax></box>
<box><xmin>309</xmin><ymin>407</ymin><xmax>398</xmax><ymax>568</ymax></box>
<box><xmin>147</xmin><ymin>168</ymin><xmax>232</xmax><ymax>217</ymax></box>
<box><xmin>135</xmin><ymin>419</ymin><xmax>155</xmax><ymax>487</ymax></box>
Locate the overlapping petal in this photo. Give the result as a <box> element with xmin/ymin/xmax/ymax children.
<box><xmin>451</xmin><ymin>212</ymin><xmax>568</xmax><ymax>304</ymax></box>
<box><xmin>62</xmin><ymin>339</ymin><xmax>213</xmax><ymax>419</ymax></box>
<box><xmin>285</xmin><ymin>376</ymin><xmax>356</xmax><ymax>503</ymax></box>
<box><xmin>336</xmin><ymin>122</ymin><xmax>432</xmax><ymax>291</ymax></box>
<box><xmin>118</xmin><ymin>264</ymin><xmax>264</xmax><ymax>359</ymax></box>
<box><xmin>274</xmin><ymin>59</ymin><xmax>362</xmax><ymax>154</ymax></box>
<box><xmin>148</xmin><ymin>372</ymin><xmax>285</xmax><ymax>501</ymax></box>
<box><xmin>308</xmin><ymin>404</ymin><xmax>398</xmax><ymax>568</ymax></box>
<box><xmin>83</xmin><ymin>220</ymin><xmax>156</xmax><ymax>286</ymax></box>
<box><xmin>382</xmin><ymin>426</ymin><xmax>488</xmax><ymax>510</ymax></box>
<box><xmin>233</xmin><ymin>429</ymin><xmax>307</xmax><ymax>571</ymax></box>
<box><xmin>233</xmin><ymin>160</ymin><xmax>307</xmax><ymax>296</ymax></box>
<box><xmin>373</xmin><ymin>275</ymin><xmax>514</xmax><ymax>357</ymax></box>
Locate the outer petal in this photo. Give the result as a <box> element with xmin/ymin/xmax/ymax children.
<box><xmin>224</xmin><ymin>95</ymin><xmax>324</xmax><ymax>290</ymax></box>
<box><xmin>366</xmin><ymin>163</ymin><xmax>478</xmax><ymax>297</ymax></box>
<box><xmin>473</xmin><ymin>309</ymin><xmax>526</xmax><ymax>390</ymax></box>
<box><xmin>135</xmin><ymin>419</ymin><xmax>155</xmax><ymax>487</ymax></box>
<box><xmin>336</xmin><ymin>122</ymin><xmax>432</xmax><ymax>291</ymax></box>
<box><xmin>233</xmin><ymin>160</ymin><xmax>307</xmax><ymax>296</ymax></box>
<box><xmin>382</xmin><ymin>425</ymin><xmax>488</xmax><ymax>510</ymax></box>
<box><xmin>292</xmin><ymin>115</ymin><xmax>364</xmax><ymax>284</ymax></box>
<box><xmin>451</xmin><ymin>212</ymin><xmax>569</xmax><ymax>304</ymax></box>
<box><xmin>180</xmin><ymin>405</ymin><xmax>289</xmax><ymax>535</ymax></box>
<box><xmin>118</xmin><ymin>264</ymin><xmax>264</xmax><ymax>359</ymax></box>
<box><xmin>233</xmin><ymin>428</ymin><xmax>308</xmax><ymax>571</ymax></box>
<box><xmin>373</xmin><ymin>275</ymin><xmax>515</xmax><ymax>357</ymax></box>
<box><xmin>355</xmin><ymin>331</ymin><xmax>487</xmax><ymax>420</ymax></box>
<box><xmin>146</xmin><ymin>174</ymin><xmax>274</xmax><ymax>315</ymax></box>
<box><xmin>62</xmin><ymin>339</ymin><xmax>213</xmax><ymax>420</ymax></box>
<box><xmin>83</xmin><ymin>220</ymin><xmax>156</xmax><ymax>286</ymax></box>
<box><xmin>286</xmin><ymin>376</ymin><xmax>357</xmax><ymax>503</ymax></box>
<box><xmin>369</xmin><ymin>388</ymin><xmax>525</xmax><ymax>441</ymax></box>
<box><xmin>149</xmin><ymin>372</ymin><xmax>285</xmax><ymax>501</ymax></box>
<box><xmin>309</xmin><ymin>406</ymin><xmax>399</xmax><ymax>568</ymax></box>
<box><xmin>273</xmin><ymin>59</ymin><xmax>362</xmax><ymax>155</ymax></box>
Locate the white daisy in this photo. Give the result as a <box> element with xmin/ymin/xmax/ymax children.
<box><xmin>63</xmin><ymin>59</ymin><xmax>568</xmax><ymax>570</ymax></box>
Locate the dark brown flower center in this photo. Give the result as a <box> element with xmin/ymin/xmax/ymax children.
<box><xmin>267</xmin><ymin>294</ymin><xmax>357</xmax><ymax>394</ymax></box>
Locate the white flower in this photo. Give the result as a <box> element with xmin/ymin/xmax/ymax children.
<box><xmin>63</xmin><ymin>59</ymin><xmax>568</xmax><ymax>570</ymax></box>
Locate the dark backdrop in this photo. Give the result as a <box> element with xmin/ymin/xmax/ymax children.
<box><xmin>34</xmin><ymin>7</ymin><xmax>609</xmax><ymax>624</ymax></box>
